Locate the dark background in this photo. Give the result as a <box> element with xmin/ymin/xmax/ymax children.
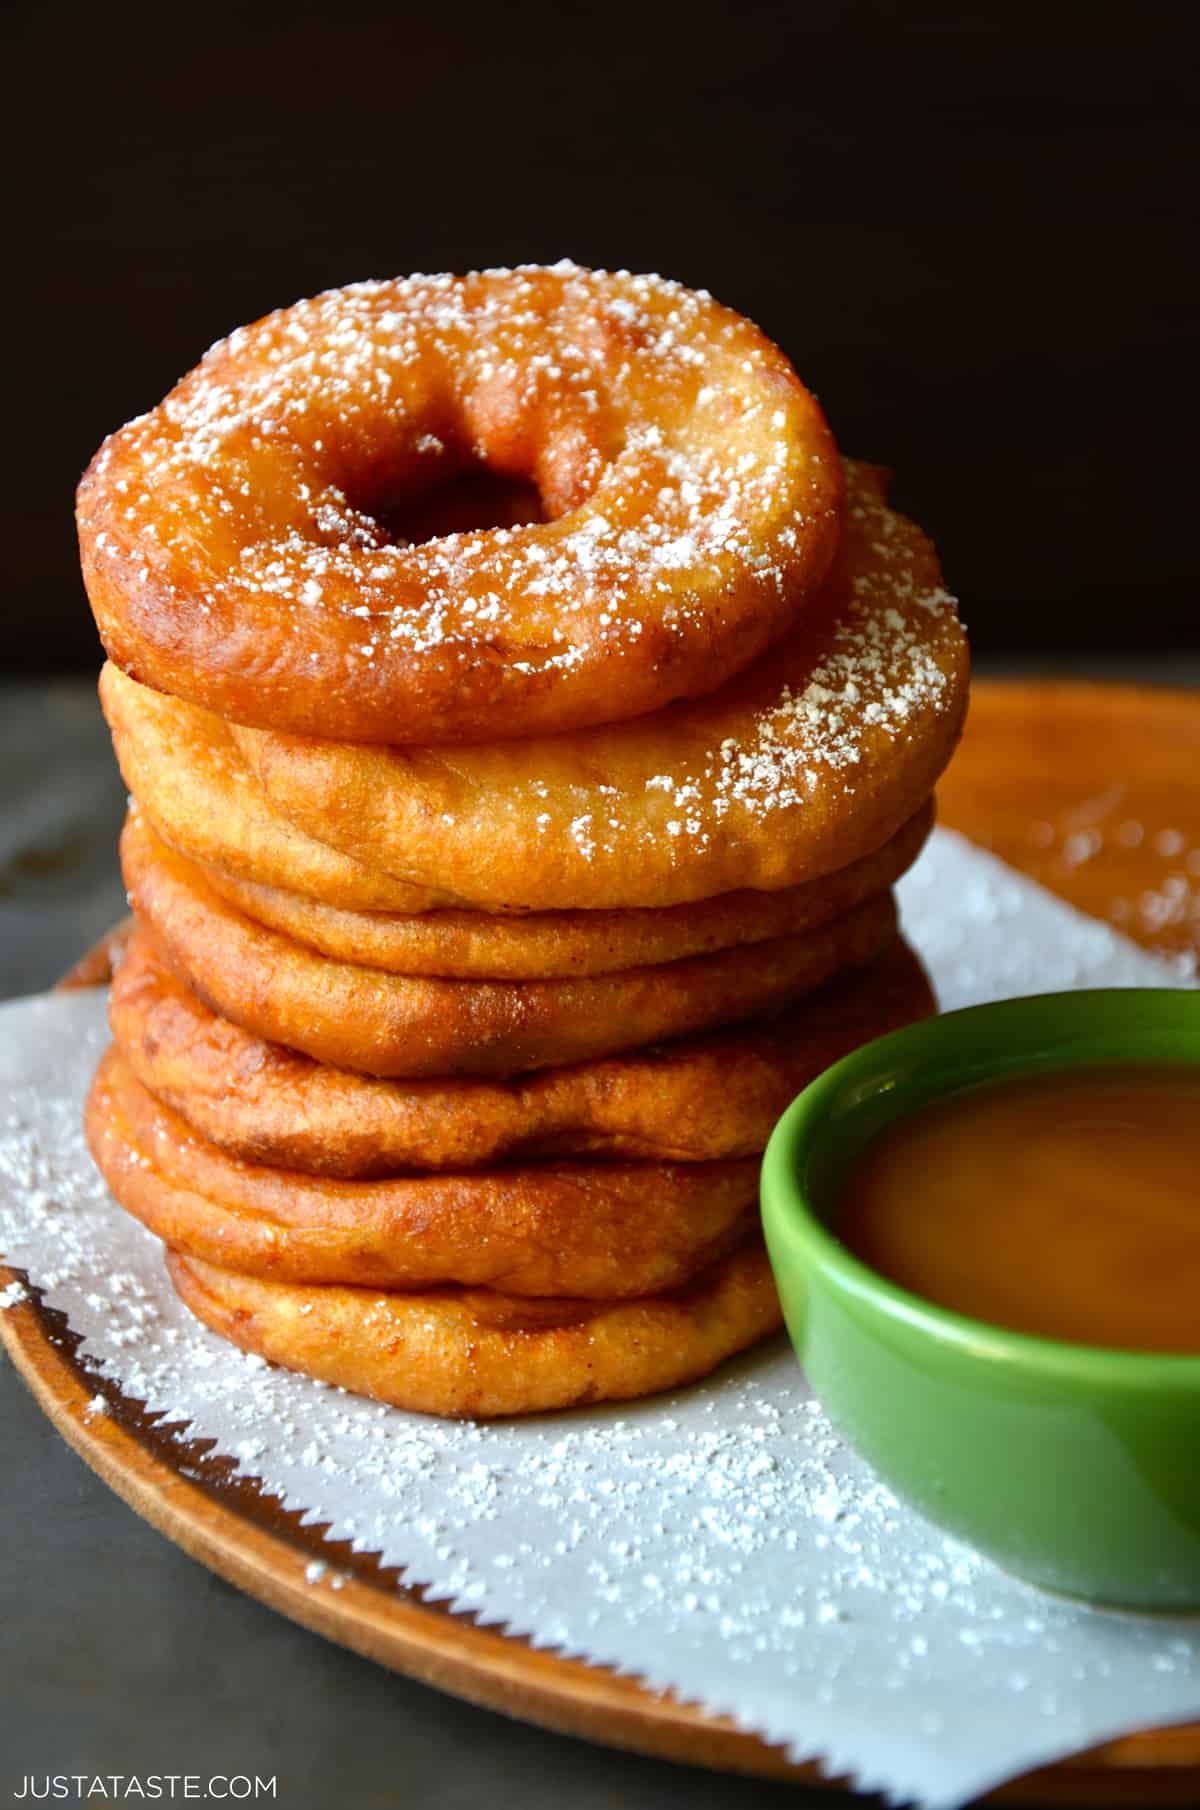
<box><xmin>5</xmin><ymin>0</ymin><xmax>1197</xmax><ymax>673</ymax></box>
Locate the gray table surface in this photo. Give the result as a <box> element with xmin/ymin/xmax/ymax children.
<box><xmin>2</xmin><ymin>666</ymin><xmax>1195</xmax><ymax>1810</ymax></box>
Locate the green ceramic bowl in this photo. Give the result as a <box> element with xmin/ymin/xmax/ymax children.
<box><xmin>760</xmin><ymin>988</ymin><xmax>1200</xmax><ymax>1609</ymax></box>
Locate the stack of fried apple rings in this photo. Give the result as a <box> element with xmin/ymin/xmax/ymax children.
<box><xmin>79</xmin><ymin>264</ymin><xmax>968</xmax><ymax>1418</ymax></box>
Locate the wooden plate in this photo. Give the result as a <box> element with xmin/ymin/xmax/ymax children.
<box><xmin>4</xmin><ymin>679</ymin><xmax>1200</xmax><ymax>1807</ymax></box>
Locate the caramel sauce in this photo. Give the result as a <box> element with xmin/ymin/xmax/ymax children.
<box><xmin>837</xmin><ymin>1066</ymin><xmax>1200</xmax><ymax>1353</ymax></box>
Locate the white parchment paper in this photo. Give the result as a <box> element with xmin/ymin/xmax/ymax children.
<box><xmin>1</xmin><ymin>828</ymin><xmax>1198</xmax><ymax>1809</ymax></box>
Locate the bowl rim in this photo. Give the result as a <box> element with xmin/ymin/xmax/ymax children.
<box><xmin>760</xmin><ymin>986</ymin><xmax>1200</xmax><ymax>1387</ymax></box>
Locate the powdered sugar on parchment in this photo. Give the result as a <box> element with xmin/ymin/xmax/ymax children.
<box><xmin>0</xmin><ymin>830</ymin><xmax>1197</xmax><ymax>1810</ymax></box>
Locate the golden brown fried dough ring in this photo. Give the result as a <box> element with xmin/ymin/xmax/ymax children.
<box><xmin>166</xmin><ymin>1241</ymin><xmax>783</xmax><ymax>1417</ymax></box>
<box><xmin>100</xmin><ymin>665</ymin><xmax>441</xmax><ymax>913</ymax></box>
<box><xmin>122</xmin><ymin>814</ymin><xmax>898</xmax><ymax>1080</ymax></box>
<box><xmin>200</xmin><ymin>802</ymin><xmax>932</xmax><ymax>980</ymax></box>
<box><xmin>80</xmin><ymin>266</ymin><xmax>842</xmax><ymax>744</ymax></box>
<box><xmin>102</xmin><ymin>651</ymin><xmax>932</xmax><ymax>933</ymax></box>
<box><xmin>111</xmin><ymin>929</ymin><xmax>934</xmax><ymax>1175</ymax></box>
<box><xmin>87</xmin><ymin>1049</ymin><xmax>759</xmax><ymax>1297</ymax></box>
<box><xmin>225</xmin><ymin>463</ymin><xmax>966</xmax><ymax>911</ymax></box>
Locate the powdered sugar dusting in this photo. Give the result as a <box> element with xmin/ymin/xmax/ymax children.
<box><xmin>479</xmin><ymin>464</ymin><xmax>961</xmax><ymax>873</ymax></box>
<box><xmin>219</xmin><ymin>462</ymin><xmax>965</xmax><ymax>904</ymax></box>
<box><xmin>1</xmin><ymin>845</ymin><xmax>1197</xmax><ymax>1810</ymax></box>
<box><xmin>704</xmin><ymin>477</ymin><xmax>956</xmax><ymax>824</ymax></box>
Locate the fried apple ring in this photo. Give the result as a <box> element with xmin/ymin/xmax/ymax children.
<box><xmin>224</xmin><ymin>462</ymin><xmax>966</xmax><ymax>910</ymax></box>
<box><xmin>79</xmin><ymin>265</ymin><xmax>842</xmax><ymax>744</ymax></box>
<box><xmin>101</xmin><ymin>655</ymin><xmax>933</xmax><ymax>937</ymax></box>
<box><xmin>122</xmin><ymin>813</ymin><xmax>897</xmax><ymax>1079</ymax></box>
<box><xmin>166</xmin><ymin>1240</ymin><xmax>783</xmax><ymax>1417</ymax></box>
<box><xmin>111</xmin><ymin>929</ymin><xmax>934</xmax><ymax>1175</ymax></box>
<box><xmin>88</xmin><ymin>1049</ymin><xmax>758</xmax><ymax>1296</ymax></box>
<box><xmin>198</xmin><ymin>801</ymin><xmax>932</xmax><ymax>980</ymax></box>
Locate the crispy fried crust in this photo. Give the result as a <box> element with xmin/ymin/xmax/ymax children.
<box><xmin>88</xmin><ymin>1048</ymin><xmax>760</xmax><ymax>1296</ymax></box>
<box><xmin>166</xmin><ymin>1241</ymin><xmax>784</xmax><ymax>1418</ymax></box>
<box><xmin>101</xmin><ymin>663</ymin><xmax>440</xmax><ymax>912</ymax></box>
<box><xmin>198</xmin><ymin>802</ymin><xmax>932</xmax><ymax>979</ymax></box>
<box><xmin>103</xmin><ymin>651</ymin><xmax>933</xmax><ymax>931</ymax></box>
<box><xmin>122</xmin><ymin>813</ymin><xmax>898</xmax><ymax>1079</ymax></box>
<box><xmin>79</xmin><ymin>267</ymin><xmax>841</xmax><ymax>744</ymax></box>
<box><xmin>110</xmin><ymin>928</ymin><xmax>935</xmax><ymax>1174</ymax></box>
